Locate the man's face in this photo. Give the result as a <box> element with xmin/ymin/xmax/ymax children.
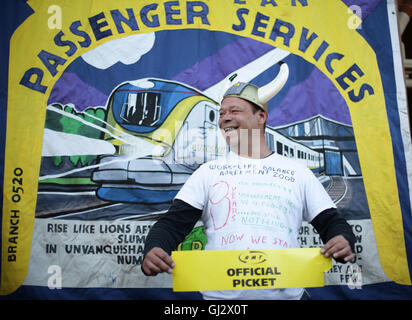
<box><xmin>218</xmin><ymin>97</ymin><xmax>266</xmax><ymax>149</ymax></box>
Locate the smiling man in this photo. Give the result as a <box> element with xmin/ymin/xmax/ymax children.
<box><xmin>142</xmin><ymin>62</ymin><xmax>356</xmax><ymax>300</ymax></box>
<box><xmin>219</xmin><ymin>91</ymin><xmax>270</xmax><ymax>159</ymax></box>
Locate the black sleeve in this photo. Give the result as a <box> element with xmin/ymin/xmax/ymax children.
<box><xmin>143</xmin><ymin>199</ymin><xmax>203</xmax><ymax>257</ymax></box>
<box><xmin>310</xmin><ymin>208</ymin><xmax>356</xmax><ymax>263</ymax></box>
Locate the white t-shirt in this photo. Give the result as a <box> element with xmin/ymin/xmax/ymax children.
<box><xmin>175</xmin><ymin>152</ymin><xmax>335</xmax><ymax>300</ymax></box>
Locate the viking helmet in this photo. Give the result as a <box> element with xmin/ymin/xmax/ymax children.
<box><xmin>221</xmin><ymin>62</ymin><xmax>289</xmax><ymax>113</ymax></box>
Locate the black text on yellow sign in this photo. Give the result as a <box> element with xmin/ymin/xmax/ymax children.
<box><xmin>172</xmin><ymin>248</ymin><xmax>332</xmax><ymax>292</ymax></box>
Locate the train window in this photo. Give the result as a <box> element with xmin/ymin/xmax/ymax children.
<box><xmin>290</xmin><ymin>149</ymin><xmax>294</xmax><ymax>158</ymax></box>
<box><xmin>120</xmin><ymin>92</ymin><xmax>161</xmax><ymax>126</ymax></box>
<box><xmin>266</xmin><ymin>134</ymin><xmax>274</xmax><ymax>152</ymax></box>
<box><xmin>276</xmin><ymin>141</ymin><xmax>283</xmax><ymax>155</ymax></box>
<box><xmin>209</xmin><ymin>110</ymin><xmax>215</xmax><ymax>122</ymax></box>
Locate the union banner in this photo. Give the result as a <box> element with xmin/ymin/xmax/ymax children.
<box><xmin>1</xmin><ymin>0</ymin><xmax>411</xmax><ymax>299</ymax></box>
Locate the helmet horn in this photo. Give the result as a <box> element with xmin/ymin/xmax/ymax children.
<box><xmin>257</xmin><ymin>62</ymin><xmax>289</xmax><ymax>104</ymax></box>
<box><xmin>219</xmin><ymin>73</ymin><xmax>238</xmax><ymax>102</ymax></box>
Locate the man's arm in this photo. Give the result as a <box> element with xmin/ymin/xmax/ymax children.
<box><xmin>310</xmin><ymin>208</ymin><xmax>356</xmax><ymax>263</ymax></box>
<box><xmin>142</xmin><ymin>199</ymin><xmax>202</xmax><ymax>276</ymax></box>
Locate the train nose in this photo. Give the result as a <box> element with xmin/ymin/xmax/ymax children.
<box><xmin>92</xmin><ymin>156</ymin><xmax>193</xmax><ymax>186</ymax></box>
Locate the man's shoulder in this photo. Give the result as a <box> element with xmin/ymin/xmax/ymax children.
<box><xmin>189</xmin><ymin>159</ymin><xmax>219</xmax><ymax>176</ymax></box>
<box><xmin>268</xmin><ymin>153</ymin><xmax>309</xmax><ymax>171</ymax></box>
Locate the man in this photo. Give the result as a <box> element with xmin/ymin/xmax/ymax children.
<box><xmin>142</xmin><ymin>63</ymin><xmax>356</xmax><ymax>300</ymax></box>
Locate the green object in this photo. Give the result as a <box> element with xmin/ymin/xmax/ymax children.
<box><xmin>178</xmin><ymin>226</ymin><xmax>207</xmax><ymax>251</ymax></box>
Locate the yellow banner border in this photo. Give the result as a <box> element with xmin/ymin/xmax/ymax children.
<box><xmin>2</xmin><ymin>0</ymin><xmax>409</xmax><ymax>295</ymax></box>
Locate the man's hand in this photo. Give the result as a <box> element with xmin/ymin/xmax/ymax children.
<box><xmin>142</xmin><ymin>247</ymin><xmax>175</xmax><ymax>276</ymax></box>
<box><xmin>321</xmin><ymin>235</ymin><xmax>355</xmax><ymax>262</ymax></box>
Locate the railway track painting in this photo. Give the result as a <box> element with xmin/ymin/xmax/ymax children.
<box><xmin>326</xmin><ymin>176</ymin><xmax>348</xmax><ymax>205</ymax></box>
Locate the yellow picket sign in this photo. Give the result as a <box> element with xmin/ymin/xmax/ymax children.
<box><xmin>172</xmin><ymin>248</ymin><xmax>332</xmax><ymax>292</ymax></box>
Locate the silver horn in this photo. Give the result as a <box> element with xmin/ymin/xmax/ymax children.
<box><xmin>257</xmin><ymin>62</ymin><xmax>289</xmax><ymax>104</ymax></box>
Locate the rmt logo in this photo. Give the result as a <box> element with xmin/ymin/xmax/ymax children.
<box><xmin>238</xmin><ymin>250</ymin><xmax>268</xmax><ymax>265</ymax></box>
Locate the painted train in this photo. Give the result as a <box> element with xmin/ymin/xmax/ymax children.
<box><xmin>91</xmin><ymin>78</ymin><xmax>324</xmax><ymax>203</ymax></box>
<box><xmin>265</xmin><ymin>126</ymin><xmax>324</xmax><ymax>173</ymax></box>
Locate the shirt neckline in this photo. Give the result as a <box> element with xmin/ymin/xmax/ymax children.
<box><xmin>227</xmin><ymin>151</ymin><xmax>275</xmax><ymax>161</ymax></box>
